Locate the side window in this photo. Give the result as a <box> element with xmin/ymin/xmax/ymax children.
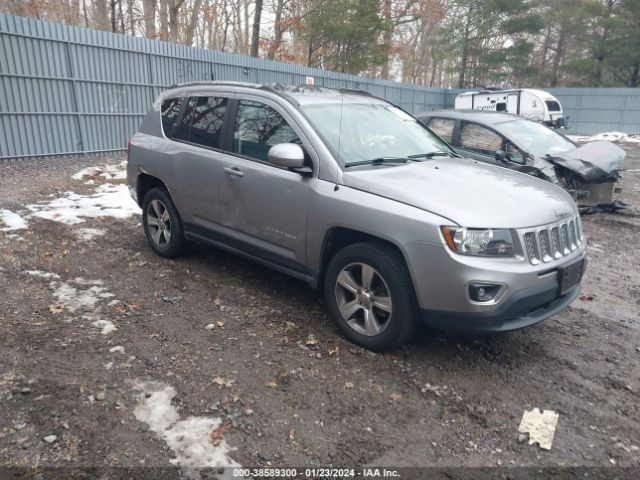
<box><xmin>506</xmin><ymin>142</ymin><xmax>525</xmax><ymax>164</ymax></box>
<box><xmin>232</xmin><ymin>100</ymin><xmax>301</xmax><ymax>162</ymax></box>
<box><xmin>160</xmin><ymin>98</ymin><xmax>182</xmax><ymax>137</ymax></box>
<box><xmin>174</xmin><ymin>96</ymin><xmax>228</xmax><ymax>149</ymax></box>
<box><xmin>427</xmin><ymin>117</ymin><xmax>455</xmax><ymax>144</ymax></box>
<box><xmin>459</xmin><ymin>122</ymin><xmax>503</xmax><ymax>155</ymax></box>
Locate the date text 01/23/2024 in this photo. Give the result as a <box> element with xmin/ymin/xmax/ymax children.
<box><xmin>231</xmin><ymin>468</ymin><xmax>400</xmax><ymax>478</ymax></box>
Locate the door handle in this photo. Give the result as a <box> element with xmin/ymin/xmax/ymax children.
<box><xmin>223</xmin><ymin>167</ymin><xmax>244</xmax><ymax>178</ymax></box>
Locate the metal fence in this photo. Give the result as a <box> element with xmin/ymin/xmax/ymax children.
<box><xmin>1</xmin><ymin>13</ymin><xmax>639</xmax><ymax>160</ymax></box>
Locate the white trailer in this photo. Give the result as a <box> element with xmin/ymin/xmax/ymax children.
<box><xmin>454</xmin><ymin>88</ymin><xmax>568</xmax><ymax>128</ymax></box>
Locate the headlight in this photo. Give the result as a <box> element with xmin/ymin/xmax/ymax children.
<box><xmin>441</xmin><ymin>227</ymin><xmax>515</xmax><ymax>257</ymax></box>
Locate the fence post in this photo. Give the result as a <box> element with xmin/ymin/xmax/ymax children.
<box><xmin>64</xmin><ymin>41</ymin><xmax>84</xmax><ymax>153</ymax></box>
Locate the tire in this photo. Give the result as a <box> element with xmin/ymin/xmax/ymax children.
<box><xmin>324</xmin><ymin>241</ymin><xmax>419</xmax><ymax>351</ymax></box>
<box><xmin>141</xmin><ymin>187</ymin><xmax>186</xmax><ymax>258</ymax></box>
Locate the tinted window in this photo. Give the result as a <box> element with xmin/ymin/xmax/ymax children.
<box><xmin>233</xmin><ymin>100</ymin><xmax>301</xmax><ymax>162</ymax></box>
<box><xmin>459</xmin><ymin>122</ymin><xmax>502</xmax><ymax>155</ymax></box>
<box><xmin>545</xmin><ymin>100</ymin><xmax>561</xmax><ymax>112</ymax></box>
<box><xmin>161</xmin><ymin>98</ymin><xmax>182</xmax><ymax>137</ymax></box>
<box><xmin>427</xmin><ymin>117</ymin><xmax>455</xmax><ymax>143</ymax></box>
<box><xmin>506</xmin><ymin>142</ymin><xmax>525</xmax><ymax>164</ymax></box>
<box><xmin>174</xmin><ymin>96</ymin><xmax>228</xmax><ymax>149</ymax></box>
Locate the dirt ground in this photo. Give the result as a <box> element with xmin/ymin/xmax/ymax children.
<box><xmin>1</xmin><ymin>145</ymin><xmax>639</xmax><ymax>479</ymax></box>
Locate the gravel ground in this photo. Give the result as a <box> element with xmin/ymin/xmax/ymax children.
<box><xmin>1</xmin><ymin>147</ymin><xmax>639</xmax><ymax>479</ymax></box>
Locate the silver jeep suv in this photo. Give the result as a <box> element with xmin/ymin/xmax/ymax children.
<box><xmin>127</xmin><ymin>82</ymin><xmax>586</xmax><ymax>350</ymax></box>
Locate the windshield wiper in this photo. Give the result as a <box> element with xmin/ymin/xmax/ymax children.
<box><xmin>407</xmin><ymin>151</ymin><xmax>453</xmax><ymax>159</ymax></box>
<box><xmin>344</xmin><ymin>157</ymin><xmax>412</xmax><ymax>168</ymax></box>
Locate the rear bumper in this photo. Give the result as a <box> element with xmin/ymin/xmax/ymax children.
<box><xmin>420</xmin><ymin>261</ymin><xmax>585</xmax><ymax>333</ymax></box>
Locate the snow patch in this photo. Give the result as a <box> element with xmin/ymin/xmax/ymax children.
<box><xmin>50</xmin><ymin>281</ymin><xmax>112</xmax><ymax>313</ymax></box>
<box><xmin>26</xmin><ymin>184</ymin><xmax>140</xmax><ymax>225</ymax></box>
<box><xmin>73</xmin><ymin>161</ymin><xmax>127</xmax><ymax>183</ymax></box>
<box><xmin>92</xmin><ymin>318</ymin><xmax>116</xmax><ymax>335</ymax></box>
<box><xmin>0</xmin><ymin>209</ymin><xmax>28</xmax><ymax>231</ymax></box>
<box><xmin>25</xmin><ymin>270</ymin><xmax>60</xmax><ymax>280</ymax></box>
<box><xmin>568</xmin><ymin>132</ymin><xmax>640</xmax><ymax>144</ymax></box>
<box><xmin>75</xmin><ymin>228</ymin><xmax>105</xmax><ymax>241</ymax></box>
<box><xmin>109</xmin><ymin>346</ymin><xmax>125</xmax><ymax>354</ymax></box>
<box><xmin>132</xmin><ymin>381</ymin><xmax>240</xmax><ymax>479</ymax></box>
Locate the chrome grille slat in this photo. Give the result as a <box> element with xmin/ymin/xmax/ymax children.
<box><xmin>521</xmin><ymin>215</ymin><xmax>583</xmax><ymax>265</ymax></box>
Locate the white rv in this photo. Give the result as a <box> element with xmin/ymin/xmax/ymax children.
<box><xmin>454</xmin><ymin>88</ymin><xmax>568</xmax><ymax>128</ymax></box>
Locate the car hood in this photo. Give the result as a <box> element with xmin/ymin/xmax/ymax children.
<box><xmin>545</xmin><ymin>141</ymin><xmax>625</xmax><ymax>181</ymax></box>
<box><xmin>342</xmin><ymin>158</ymin><xmax>576</xmax><ymax>228</ymax></box>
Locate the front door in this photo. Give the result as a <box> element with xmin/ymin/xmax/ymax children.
<box><xmin>218</xmin><ymin>97</ymin><xmax>313</xmax><ymax>273</ymax></box>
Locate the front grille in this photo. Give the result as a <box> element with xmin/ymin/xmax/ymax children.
<box><xmin>521</xmin><ymin>215</ymin><xmax>583</xmax><ymax>265</ymax></box>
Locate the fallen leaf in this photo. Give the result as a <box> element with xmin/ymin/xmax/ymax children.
<box><xmin>209</xmin><ymin>421</ymin><xmax>231</xmax><ymax>446</ymax></box>
<box><xmin>49</xmin><ymin>304</ymin><xmax>65</xmax><ymax>314</ymax></box>
<box><xmin>580</xmin><ymin>295</ymin><xmax>594</xmax><ymax>301</ymax></box>
<box><xmin>328</xmin><ymin>346</ymin><xmax>340</xmax><ymax>356</ymax></box>
<box><xmin>305</xmin><ymin>334</ymin><xmax>318</xmax><ymax>346</ymax></box>
<box><xmin>212</xmin><ymin>377</ymin><xmax>235</xmax><ymax>388</ymax></box>
<box><xmin>288</xmin><ymin>428</ymin><xmax>295</xmax><ymax>442</ymax></box>
<box><xmin>345</xmin><ymin>382</ymin><xmax>354</xmax><ymax>389</ymax></box>
<box><xmin>216</xmin><ymin>321</ymin><xmax>225</xmax><ymax>327</ymax></box>
<box><xmin>389</xmin><ymin>392</ymin><xmax>403</xmax><ymax>402</ymax></box>
<box><xmin>264</xmin><ymin>380</ymin><xmax>277</xmax><ymax>388</ymax></box>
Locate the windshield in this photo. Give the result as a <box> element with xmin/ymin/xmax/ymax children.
<box><xmin>301</xmin><ymin>103</ymin><xmax>455</xmax><ymax>165</ymax></box>
<box><xmin>498</xmin><ymin>119</ymin><xmax>575</xmax><ymax>157</ymax></box>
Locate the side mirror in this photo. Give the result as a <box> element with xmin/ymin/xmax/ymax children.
<box><xmin>268</xmin><ymin>143</ymin><xmax>305</xmax><ymax>169</ymax></box>
<box><xmin>495</xmin><ymin>149</ymin><xmax>508</xmax><ymax>163</ymax></box>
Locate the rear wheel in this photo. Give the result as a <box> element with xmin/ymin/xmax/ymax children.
<box><xmin>142</xmin><ymin>187</ymin><xmax>185</xmax><ymax>258</ymax></box>
<box><xmin>324</xmin><ymin>242</ymin><xmax>419</xmax><ymax>351</ymax></box>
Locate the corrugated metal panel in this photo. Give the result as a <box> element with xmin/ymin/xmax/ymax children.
<box><xmin>1</xmin><ymin>12</ymin><xmax>639</xmax><ymax>159</ymax></box>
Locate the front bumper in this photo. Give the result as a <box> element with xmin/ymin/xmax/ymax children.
<box><xmin>420</xmin><ymin>278</ymin><xmax>582</xmax><ymax>333</ymax></box>
<box><xmin>404</xmin><ymin>239</ymin><xmax>587</xmax><ymax>333</ymax></box>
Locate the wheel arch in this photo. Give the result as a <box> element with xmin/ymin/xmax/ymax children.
<box><xmin>316</xmin><ymin>227</ymin><xmax>415</xmax><ymax>293</ymax></box>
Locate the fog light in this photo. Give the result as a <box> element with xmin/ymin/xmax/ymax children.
<box><xmin>469</xmin><ymin>283</ymin><xmax>503</xmax><ymax>303</ymax></box>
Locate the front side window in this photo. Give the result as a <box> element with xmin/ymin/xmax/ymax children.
<box><xmin>160</xmin><ymin>98</ymin><xmax>182</xmax><ymax>137</ymax></box>
<box><xmin>427</xmin><ymin>117</ymin><xmax>455</xmax><ymax>144</ymax></box>
<box><xmin>459</xmin><ymin>122</ymin><xmax>503</xmax><ymax>155</ymax></box>
<box><xmin>173</xmin><ymin>96</ymin><xmax>228</xmax><ymax>149</ymax></box>
<box><xmin>302</xmin><ymin>103</ymin><xmax>455</xmax><ymax>165</ymax></box>
<box><xmin>232</xmin><ymin>100</ymin><xmax>301</xmax><ymax>162</ymax></box>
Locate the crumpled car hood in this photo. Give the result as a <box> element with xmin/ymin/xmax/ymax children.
<box><xmin>342</xmin><ymin>158</ymin><xmax>576</xmax><ymax>228</ymax></box>
<box><xmin>545</xmin><ymin>141</ymin><xmax>625</xmax><ymax>181</ymax></box>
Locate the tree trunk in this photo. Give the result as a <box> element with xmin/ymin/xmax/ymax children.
<box><xmin>457</xmin><ymin>8</ymin><xmax>473</xmax><ymax>88</ymax></box>
<box><xmin>550</xmin><ymin>27</ymin><xmax>566</xmax><ymax>87</ymax></box>
<box><xmin>380</xmin><ymin>0</ymin><xmax>392</xmax><ymax>80</ymax></box>
<box><xmin>168</xmin><ymin>0</ymin><xmax>185</xmax><ymax>43</ymax></box>
<box><xmin>110</xmin><ymin>0</ymin><xmax>117</xmax><ymax>33</ymax></box>
<box><xmin>159</xmin><ymin>0</ymin><xmax>169</xmax><ymax>40</ymax></box>
<box><xmin>184</xmin><ymin>0</ymin><xmax>203</xmax><ymax>46</ymax></box>
<box><xmin>143</xmin><ymin>0</ymin><xmax>157</xmax><ymax>39</ymax></box>
<box><xmin>630</xmin><ymin>63</ymin><xmax>640</xmax><ymax>88</ymax></box>
<box><xmin>250</xmin><ymin>0</ymin><xmax>263</xmax><ymax>57</ymax></box>
<box><xmin>266</xmin><ymin>0</ymin><xmax>284</xmax><ymax>60</ymax></box>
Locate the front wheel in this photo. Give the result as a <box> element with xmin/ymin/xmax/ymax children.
<box><xmin>324</xmin><ymin>242</ymin><xmax>419</xmax><ymax>351</ymax></box>
<box><xmin>142</xmin><ymin>187</ymin><xmax>185</xmax><ymax>258</ymax></box>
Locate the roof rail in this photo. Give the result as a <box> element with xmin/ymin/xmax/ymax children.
<box><xmin>167</xmin><ymin>80</ymin><xmax>263</xmax><ymax>89</ymax></box>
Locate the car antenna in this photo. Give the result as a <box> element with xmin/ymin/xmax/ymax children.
<box><xmin>334</xmin><ymin>90</ymin><xmax>344</xmax><ymax>192</ymax></box>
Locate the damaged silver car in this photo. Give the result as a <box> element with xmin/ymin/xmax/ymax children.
<box><xmin>417</xmin><ymin>110</ymin><xmax>625</xmax><ymax>209</ymax></box>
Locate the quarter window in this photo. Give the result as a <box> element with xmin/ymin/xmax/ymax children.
<box><xmin>427</xmin><ymin>117</ymin><xmax>455</xmax><ymax>143</ymax></box>
<box><xmin>459</xmin><ymin>122</ymin><xmax>503</xmax><ymax>155</ymax></box>
<box><xmin>174</xmin><ymin>96</ymin><xmax>228</xmax><ymax>149</ymax></box>
<box><xmin>160</xmin><ymin>98</ymin><xmax>182</xmax><ymax>137</ymax></box>
<box><xmin>232</xmin><ymin>100</ymin><xmax>301</xmax><ymax>162</ymax></box>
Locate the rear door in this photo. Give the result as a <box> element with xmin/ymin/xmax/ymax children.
<box><xmin>169</xmin><ymin>95</ymin><xmax>230</xmax><ymax>228</ymax></box>
<box><xmin>217</xmin><ymin>97</ymin><xmax>314</xmax><ymax>273</ymax></box>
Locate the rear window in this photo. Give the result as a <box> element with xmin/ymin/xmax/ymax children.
<box><xmin>545</xmin><ymin>100</ymin><xmax>561</xmax><ymax>112</ymax></box>
<box><xmin>173</xmin><ymin>96</ymin><xmax>228</xmax><ymax>149</ymax></box>
<box><xmin>160</xmin><ymin>98</ymin><xmax>182</xmax><ymax>137</ymax></box>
